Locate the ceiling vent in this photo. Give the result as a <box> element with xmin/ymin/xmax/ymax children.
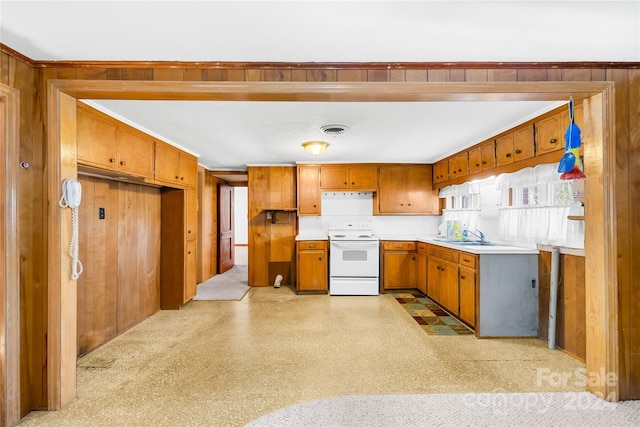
<box><xmin>320</xmin><ymin>124</ymin><xmax>349</xmax><ymax>135</ymax></box>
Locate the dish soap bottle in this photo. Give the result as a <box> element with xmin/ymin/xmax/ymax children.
<box><xmin>462</xmin><ymin>224</ymin><xmax>468</xmax><ymax>241</ymax></box>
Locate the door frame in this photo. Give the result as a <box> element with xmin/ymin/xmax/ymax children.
<box><xmin>1</xmin><ymin>84</ymin><xmax>21</xmax><ymax>425</ymax></box>
<box><xmin>45</xmin><ymin>80</ymin><xmax>617</xmax><ymax>407</ymax></box>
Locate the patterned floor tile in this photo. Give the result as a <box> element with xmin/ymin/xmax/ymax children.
<box><xmin>391</xmin><ymin>292</ymin><xmax>474</xmax><ymax>336</ymax></box>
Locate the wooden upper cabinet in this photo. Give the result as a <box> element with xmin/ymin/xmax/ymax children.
<box><xmin>495</xmin><ymin>132</ymin><xmax>515</xmax><ymax>166</ymax></box>
<box><xmin>248</xmin><ymin>166</ymin><xmax>296</xmax><ymax>212</ymax></box>
<box><xmin>468</xmin><ymin>147</ymin><xmax>482</xmax><ymax>174</ymax></box>
<box><xmin>155</xmin><ymin>141</ymin><xmax>197</xmax><ymax>187</ymax></box>
<box><xmin>155</xmin><ymin>143</ymin><xmax>181</xmax><ymax>183</ymax></box>
<box><xmin>77</xmin><ymin>106</ymin><xmax>118</xmax><ymax>170</ymax></box>
<box><xmin>297</xmin><ymin>165</ymin><xmax>321</xmax><ymax>216</ymax></box>
<box><xmin>448</xmin><ymin>152</ymin><xmax>469</xmax><ymax>179</ymax></box>
<box><xmin>535</xmin><ymin>112</ymin><xmax>564</xmax><ymax>154</ymax></box>
<box><xmin>77</xmin><ymin>104</ymin><xmax>154</xmax><ymax>179</ymax></box>
<box><xmin>116</xmin><ymin>128</ymin><xmax>155</xmax><ymax>178</ymax></box>
<box><xmin>433</xmin><ymin>160</ymin><xmax>449</xmax><ymax>184</ymax></box>
<box><xmin>378</xmin><ymin>165</ymin><xmax>438</xmax><ymax>214</ymax></box>
<box><xmin>480</xmin><ymin>141</ymin><xmax>496</xmax><ymax>170</ymax></box>
<box><xmin>179</xmin><ymin>153</ymin><xmax>198</xmax><ymax>187</ymax></box>
<box><xmin>320</xmin><ymin>165</ymin><xmax>377</xmax><ymax>190</ymax></box>
<box><xmin>513</xmin><ymin>125</ymin><xmax>535</xmax><ymax>161</ymax></box>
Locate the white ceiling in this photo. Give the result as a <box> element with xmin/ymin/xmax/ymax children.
<box><xmin>2</xmin><ymin>1</ymin><xmax>638</xmax><ymax>171</ymax></box>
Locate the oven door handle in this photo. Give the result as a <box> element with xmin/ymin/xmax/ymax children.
<box><xmin>330</xmin><ymin>241</ymin><xmax>379</xmax><ymax>249</ymax></box>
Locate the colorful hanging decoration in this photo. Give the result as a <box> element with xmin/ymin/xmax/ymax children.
<box><xmin>557</xmin><ymin>97</ymin><xmax>586</xmax><ymax>180</ymax></box>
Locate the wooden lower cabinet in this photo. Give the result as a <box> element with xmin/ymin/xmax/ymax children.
<box><xmin>428</xmin><ymin>257</ymin><xmax>459</xmax><ymax>315</ymax></box>
<box><xmin>381</xmin><ymin>241</ymin><xmax>417</xmax><ymax>290</ymax></box>
<box><xmin>296</xmin><ymin>240</ymin><xmax>328</xmax><ymax>293</ymax></box>
<box><xmin>458</xmin><ymin>266</ymin><xmax>477</xmax><ymax>328</ymax></box>
<box><xmin>426</xmin><ymin>244</ymin><xmax>478</xmax><ymax>329</ymax></box>
<box><xmin>417</xmin><ymin>242</ymin><xmax>428</xmax><ymax>294</ymax></box>
<box><xmin>160</xmin><ymin>188</ymin><xmax>198</xmax><ymax>308</ymax></box>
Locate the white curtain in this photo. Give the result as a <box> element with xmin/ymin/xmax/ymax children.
<box><xmin>497</xmin><ymin>163</ymin><xmax>584</xmax><ymax>248</ymax></box>
<box><xmin>498</xmin><ymin>205</ymin><xmax>584</xmax><ymax>247</ymax></box>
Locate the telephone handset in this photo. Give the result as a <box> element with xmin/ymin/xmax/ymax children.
<box><xmin>59</xmin><ymin>178</ymin><xmax>82</xmax><ymax>208</ymax></box>
<box><xmin>59</xmin><ymin>178</ymin><xmax>83</xmax><ymax>280</ymax></box>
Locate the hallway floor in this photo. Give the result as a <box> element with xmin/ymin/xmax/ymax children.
<box><xmin>20</xmin><ymin>286</ymin><xmax>585</xmax><ymax>426</ymax></box>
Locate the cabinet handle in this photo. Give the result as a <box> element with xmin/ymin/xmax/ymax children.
<box><xmin>460</xmin><ymin>275</ymin><xmax>466</xmax><ymax>279</ymax></box>
<box><xmin>313</xmin><ymin>204</ymin><xmax>316</xmax><ymax>208</ymax></box>
<box><xmin>458</xmin><ymin>168</ymin><xmax>462</xmax><ymax>172</ymax></box>
<box><xmin>475</xmin><ymin>163</ymin><xmax>480</xmax><ymax>167</ymax></box>
<box><xmin>482</xmin><ymin>161</ymin><xmax>487</xmax><ymax>164</ymax></box>
<box><xmin>175</xmin><ymin>175</ymin><xmax>180</xmax><ymax>180</ymax></box>
<box><xmin>351</xmin><ymin>181</ymin><xmax>355</xmax><ymax>185</ymax></box>
<box><xmin>188</xmin><ymin>251</ymin><xmax>191</xmax><ymax>255</ymax></box>
<box><xmin>188</xmin><ymin>230</ymin><xmax>192</xmax><ymax>234</ymax></box>
<box><xmin>515</xmin><ymin>149</ymin><xmax>522</xmax><ymax>154</ymax></box>
<box><xmin>319</xmin><ymin>256</ymin><xmax>322</xmax><ymax>261</ymax></box>
<box><xmin>109</xmin><ymin>158</ymin><xmax>116</xmax><ymax>163</ymax></box>
<box><xmin>462</xmin><ymin>258</ymin><xmax>469</xmax><ymax>262</ymax></box>
<box><xmin>550</xmin><ymin>138</ymin><xmax>558</xmax><ymax>144</ymax></box>
<box><xmin>120</xmin><ymin>161</ymin><xmax>126</xmax><ymax>165</ymax></box>
<box><xmin>505</xmin><ymin>153</ymin><xmax>511</xmax><ymax>158</ymax></box>
<box><xmin>180</xmin><ymin>176</ymin><xmax>184</xmax><ymax>180</ymax></box>
<box><xmin>344</xmin><ymin>181</ymin><xmax>348</xmax><ymax>185</ymax></box>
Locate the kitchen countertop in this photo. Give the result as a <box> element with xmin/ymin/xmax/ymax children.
<box><xmin>375</xmin><ymin>234</ymin><xmax>539</xmax><ymax>255</ymax></box>
<box><xmin>295</xmin><ymin>234</ymin><xmax>328</xmax><ymax>241</ymax></box>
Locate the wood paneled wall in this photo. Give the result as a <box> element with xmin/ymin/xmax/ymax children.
<box><xmin>1</xmin><ymin>46</ymin><xmax>639</xmax><ymax>410</ymax></box>
<box><xmin>538</xmin><ymin>251</ymin><xmax>586</xmax><ymax>361</ymax></box>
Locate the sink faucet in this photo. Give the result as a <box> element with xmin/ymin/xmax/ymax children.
<box><xmin>466</xmin><ymin>229</ymin><xmax>486</xmax><ymax>242</ymax></box>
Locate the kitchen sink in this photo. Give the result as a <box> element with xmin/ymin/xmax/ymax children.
<box><xmin>434</xmin><ymin>238</ymin><xmax>498</xmax><ymax>246</ymax></box>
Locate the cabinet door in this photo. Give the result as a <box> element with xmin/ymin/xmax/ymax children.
<box><xmin>480</xmin><ymin>141</ymin><xmax>496</xmax><ymax>170</ymax></box>
<box><xmin>513</xmin><ymin>125</ymin><xmax>535</xmax><ymax>161</ymax></box>
<box><xmin>468</xmin><ymin>147</ymin><xmax>482</xmax><ymax>174</ymax></box>
<box><xmin>448</xmin><ymin>152</ymin><xmax>469</xmax><ymax>179</ymax></box>
<box><xmin>427</xmin><ymin>258</ymin><xmax>441</xmax><ymax>302</ymax></box>
<box><xmin>378</xmin><ymin>166</ymin><xmax>406</xmax><ymax>213</ymax></box>
<box><xmin>297</xmin><ymin>248</ymin><xmax>327</xmax><ymax>292</ymax></box>
<box><xmin>417</xmin><ymin>253</ymin><xmax>427</xmax><ymax>294</ymax></box>
<box><xmin>406</xmin><ymin>165</ymin><xmax>437</xmax><ymax>214</ymax></box>
<box><xmin>186</xmin><ymin>188</ymin><xmax>198</xmax><ymax>241</ymax></box>
<box><xmin>383</xmin><ymin>251</ymin><xmax>417</xmax><ymax>289</ymax></box>
<box><xmin>297</xmin><ymin>165</ymin><xmax>321</xmax><ymax>215</ymax></box>
<box><xmin>536</xmin><ymin>113</ymin><xmax>563</xmax><ymax>154</ymax></box>
<box><xmin>495</xmin><ymin>133</ymin><xmax>514</xmax><ymax>166</ymax></box>
<box><xmin>179</xmin><ymin>154</ymin><xmax>198</xmax><ymax>187</ymax></box>
<box><xmin>320</xmin><ymin>166</ymin><xmax>349</xmax><ymax>189</ymax></box>
<box><xmin>155</xmin><ymin>143</ymin><xmax>181</xmax><ymax>183</ymax></box>
<box><xmin>348</xmin><ymin>165</ymin><xmax>378</xmax><ymax>189</ymax></box>
<box><xmin>439</xmin><ymin>263</ymin><xmax>459</xmax><ymax>315</ymax></box>
<box><xmin>184</xmin><ymin>240</ymin><xmax>197</xmax><ymax>303</ymax></box>
<box><xmin>117</xmin><ymin>128</ymin><xmax>155</xmax><ymax>178</ymax></box>
<box><xmin>433</xmin><ymin>160</ymin><xmax>449</xmax><ymax>184</ymax></box>
<box><xmin>458</xmin><ymin>267</ymin><xmax>476</xmax><ymax>328</ymax></box>
<box><xmin>77</xmin><ymin>107</ymin><xmax>118</xmax><ymax>170</ymax></box>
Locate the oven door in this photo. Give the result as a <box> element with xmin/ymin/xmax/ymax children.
<box><xmin>330</xmin><ymin>240</ymin><xmax>379</xmax><ymax>278</ymax></box>
<box><xmin>330</xmin><ymin>277</ymin><xmax>379</xmax><ymax>296</ymax></box>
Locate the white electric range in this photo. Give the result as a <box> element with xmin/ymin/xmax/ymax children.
<box><xmin>328</xmin><ymin>222</ymin><xmax>380</xmax><ymax>296</ymax></box>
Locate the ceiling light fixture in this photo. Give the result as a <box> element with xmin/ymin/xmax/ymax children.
<box><xmin>302</xmin><ymin>140</ymin><xmax>329</xmax><ymax>156</ymax></box>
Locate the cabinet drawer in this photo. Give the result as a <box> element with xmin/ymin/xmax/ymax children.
<box><xmin>427</xmin><ymin>245</ymin><xmax>458</xmax><ymax>263</ymax></box>
<box><xmin>459</xmin><ymin>253</ymin><xmax>477</xmax><ymax>269</ymax></box>
<box><xmin>417</xmin><ymin>242</ymin><xmax>428</xmax><ymax>255</ymax></box>
<box><xmin>382</xmin><ymin>241</ymin><xmax>416</xmax><ymax>251</ymax></box>
<box><xmin>297</xmin><ymin>241</ymin><xmax>327</xmax><ymax>250</ymax></box>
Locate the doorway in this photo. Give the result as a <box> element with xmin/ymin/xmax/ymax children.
<box><xmin>42</xmin><ymin>80</ymin><xmax>617</xmax><ymax>409</ymax></box>
<box><xmin>234</xmin><ymin>186</ymin><xmax>248</xmax><ymax>266</ymax></box>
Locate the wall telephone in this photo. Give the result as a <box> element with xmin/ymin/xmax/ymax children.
<box><xmin>59</xmin><ymin>178</ymin><xmax>83</xmax><ymax>280</ymax></box>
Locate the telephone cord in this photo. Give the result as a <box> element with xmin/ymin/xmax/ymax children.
<box><xmin>70</xmin><ymin>207</ymin><xmax>83</xmax><ymax>280</ymax></box>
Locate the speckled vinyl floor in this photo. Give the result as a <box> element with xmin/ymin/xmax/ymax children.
<box><xmin>20</xmin><ymin>286</ymin><xmax>586</xmax><ymax>427</ymax></box>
